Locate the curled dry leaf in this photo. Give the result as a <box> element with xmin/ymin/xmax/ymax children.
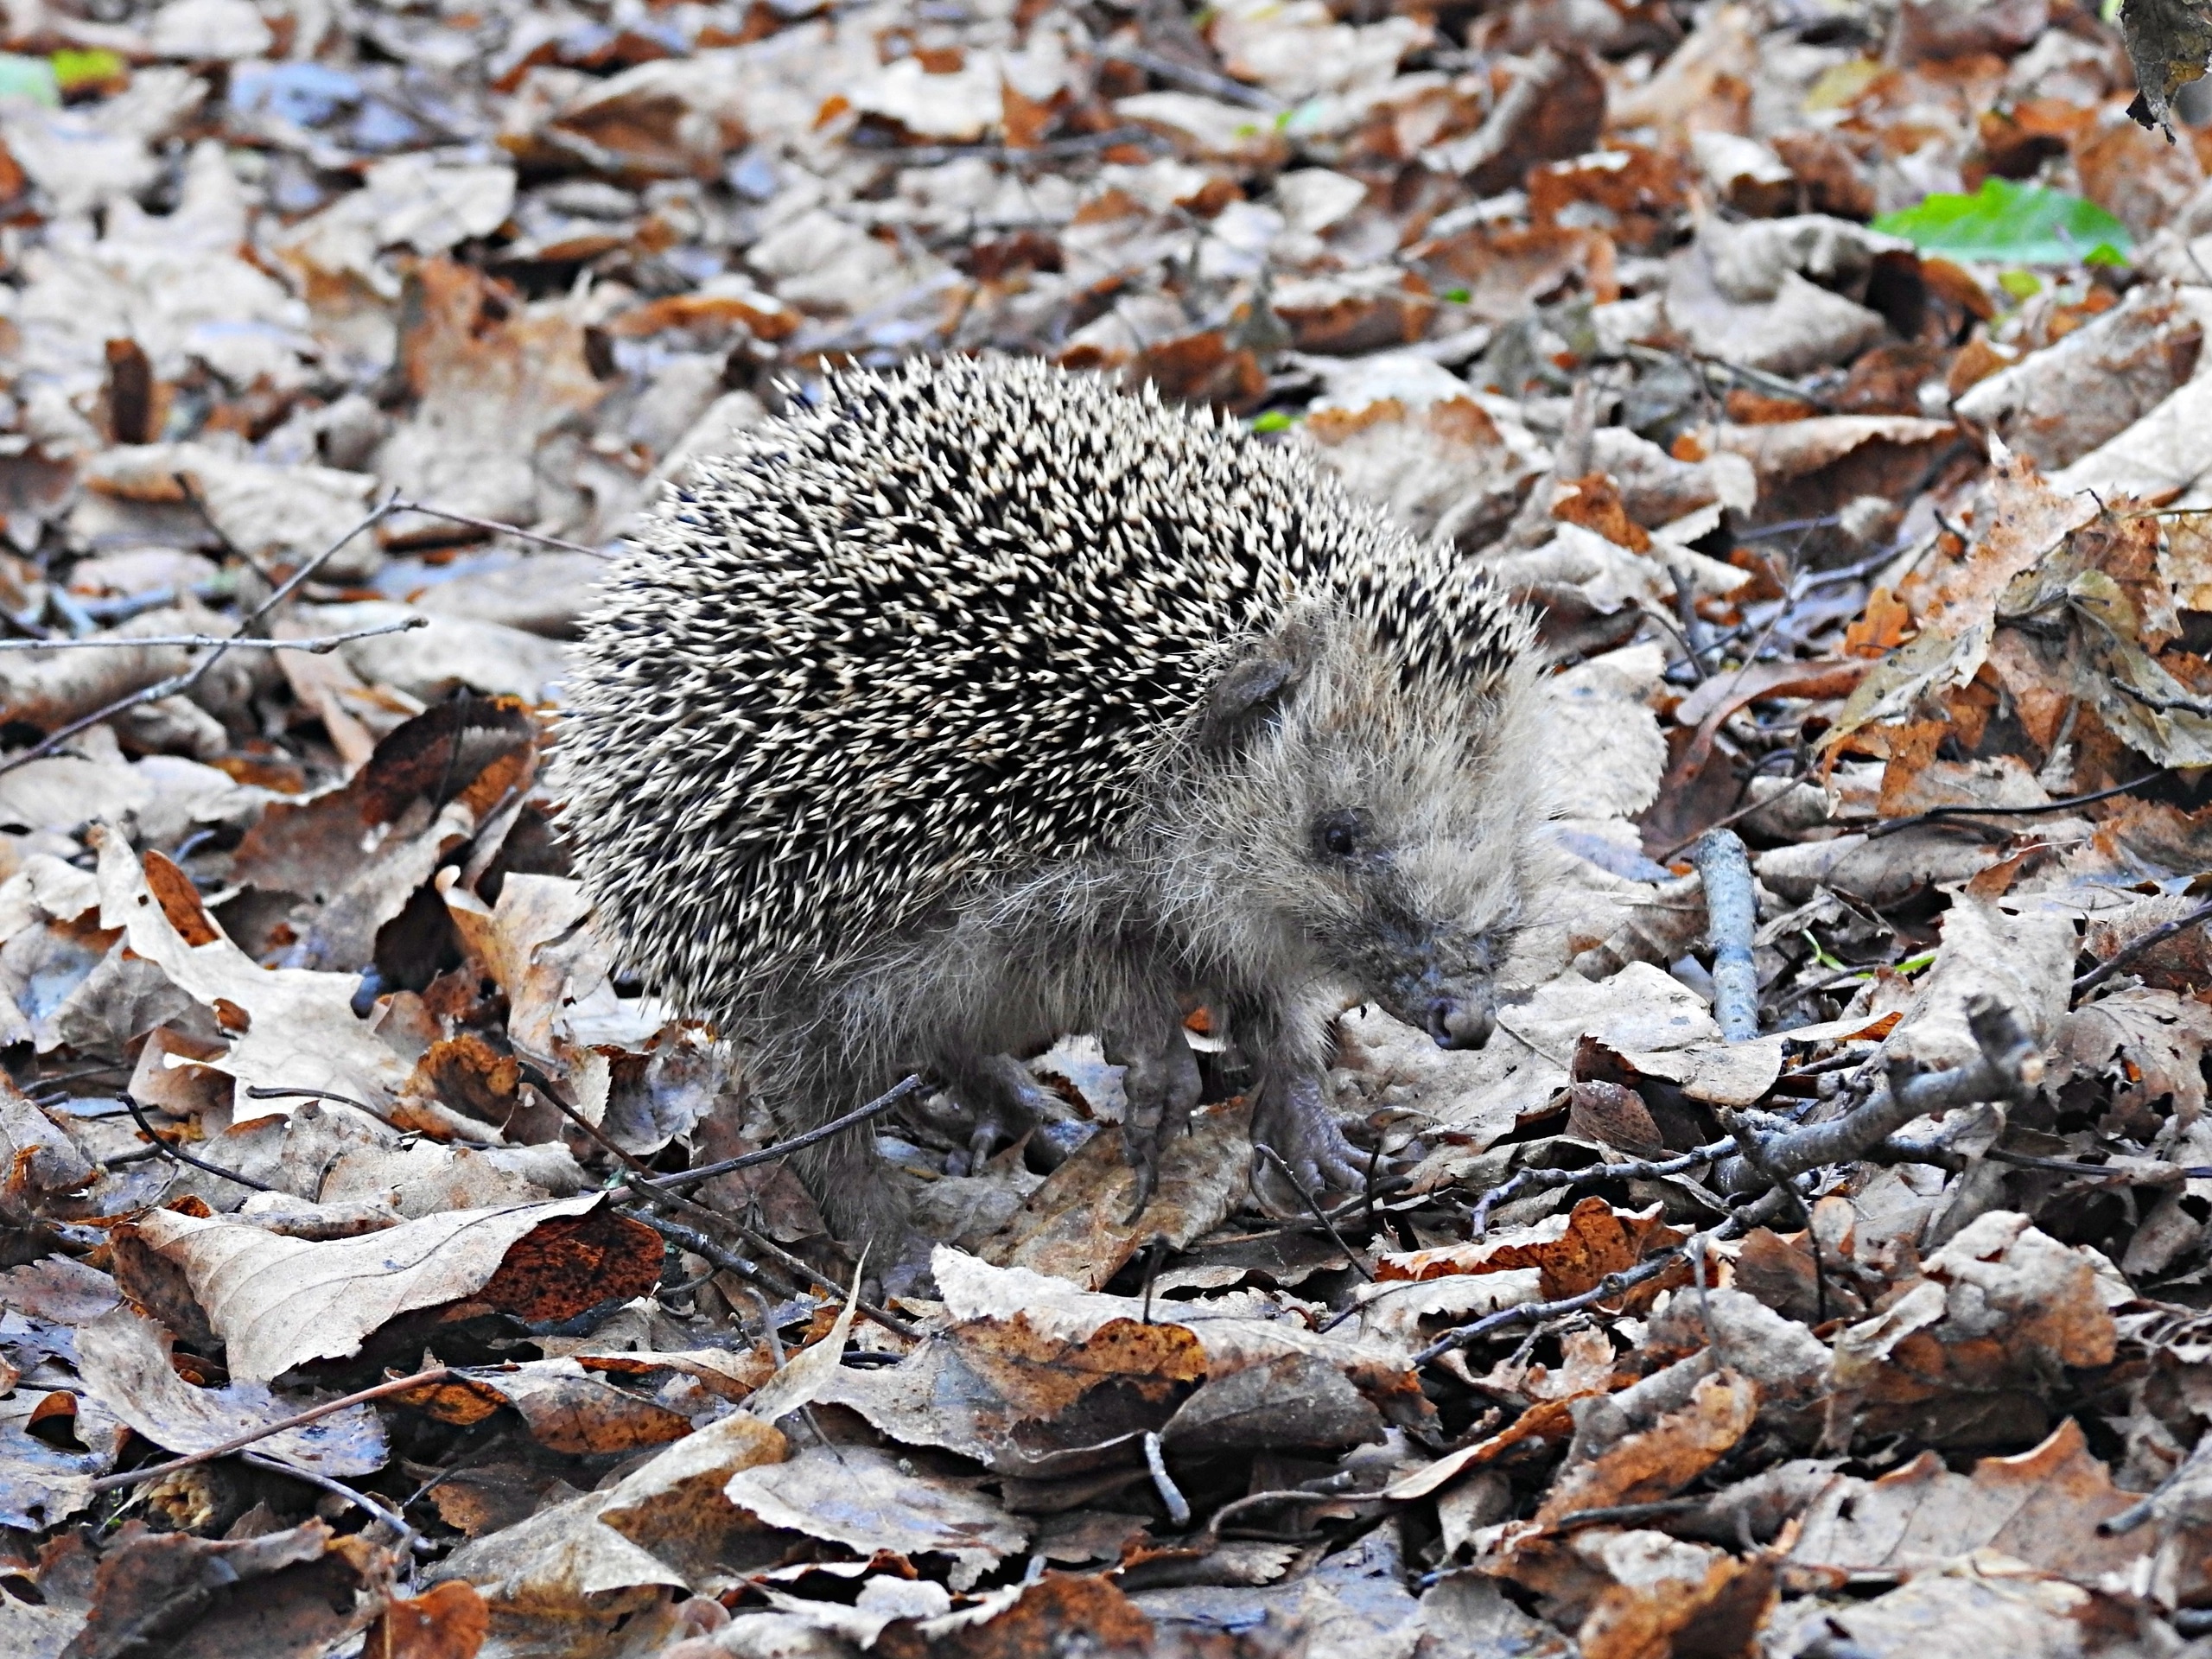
<box><xmin>1789</xmin><ymin>1418</ymin><xmax>2145</xmax><ymax>1584</ymax></box>
<box><xmin>125</xmin><ymin>1193</ymin><xmax>657</xmax><ymax>1382</ymax></box>
<box><xmin>974</xmin><ymin>1096</ymin><xmax>1253</xmax><ymax>1288</ymax></box>
<box><xmin>92</xmin><ymin>825</ymin><xmax>410</xmax><ymax>1122</ymax></box>
<box><xmin>725</xmin><ymin>1444</ymin><xmax>1029</xmax><ymax>1591</ymax></box>
<box><xmin>1829</xmin><ymin>1211</ymin><xmax>2119</xmax><ymax>1446</ymax></box>
<box><xmin>1382</xmin><ymin>1197</ymin><xmax>1688</xmax><ymax>1302</ymax></box>
<box><xmin>61</xmin><ymin>1519</ymin><xmax>392</xmax><ymax>1659</ymax></box>
<box><xmin>1535</xmin><ymin>1368</ymin><xmax>1759</xmax><ymax>1524</ymax></box>
<box><xmin>74</xmin><ymin>1305</ymin><xmax>388</xmax><ymax>1476</ymax></box>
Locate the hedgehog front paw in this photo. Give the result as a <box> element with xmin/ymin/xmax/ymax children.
<box><xmin>1251</xmin><ymin>1071</ymin><xmax>1368</xmax><ymax>1201</ymax></box>
<box><xmin>1112</xmin><ymin>1024</ymin><xmax>1203</xmax><ymax>1220</ymax></box>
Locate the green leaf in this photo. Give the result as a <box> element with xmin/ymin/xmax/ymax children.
<box><xmin>1249</xmin><ymin>410</ymin><xmax>1297</xmax><ymax>433</ymax></box>
<box><xmin>1872</xmin><ymin>178</ymin><xmax>2133</xmax><ymax>267</ymax></box>
<box><xmin>49</xmin><ymin>48</ymin><xmax>125</xmax><ymax>92</ymax></box>
<box><xmin>1442</xmin><ymin>286</ymin><xmax>1472</xmax><ymax>304</ymax></box>
<box><xmin>0</xmin><ymin>52</ymin><xmax>60</xmax><ymax>107</ymax></box>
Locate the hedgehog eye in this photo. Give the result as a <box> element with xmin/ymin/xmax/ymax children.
<box><xmin>1313</xmin><ymin>809</ymin><xmax>1367</xmax><ymax>861</ymax></box>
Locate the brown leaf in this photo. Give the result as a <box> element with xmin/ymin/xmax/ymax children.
<box><xmin>1830</xmin><ymin>1211</ymin><xmax>2118</xmax><ymax>1446</ymax></box>
<box><xmin>73</xmin><ymin>1306</ymin><xmax>388</xmax><ymax>1478</ymax></box>
<box><xmin>921</xmin><ymin>1572</ymin><xmax>1157</xmax><ymax>1659</ymax></box>
<box><xmin>1535</xmin><ymin>1369</ymin><xmax>1759</xmax><ymax>1523</ymax></box>
<box><xmin>1160</xmin><ymin>1352</ymin><xmax>1385</xmax><ymax>1452</ymax></box>
<box><xmin>125</xmin><ymin>1193</ymin><xmax>639</xmax><ymax>1382</ymax></box>
<box><xmin>362</xmin><ymin>1582</ymin><xmax>487</xmax><ymax>1659</ymax></box>
<box><xmin>1381</xmin><ymin>1197</ymin><xmax>1688</xmax><ymax>1301</ymax></box>
<box><xmin>723</xmin><ymin>1443</ymin><xmax>1028</xmax><ymax>1590</ymax></box>
<box><xmin>976</xmin><ymin>1098</ymin><xmax>1253</xmax><ymax>1289</ymax></box>
<box><xmin>1790</xmin><ymin>1419</ymin><xmax>2143</xmax><ymax>1582</ymax></box>
<box><xmin>61</xmin><ymin>1520</ymin><xmax>390</xmax><ymax>1659</ymax></box>
<box><xmin>2123</xmin><ymin>0</ymin><xmax>2212</xmax><ymax>134</ymax></box>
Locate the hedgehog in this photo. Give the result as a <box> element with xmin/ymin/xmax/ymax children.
<box><xmin>555</xmin><ymin>355</ymin><xmax>1553</xmax><ymax>1248</ymax></box>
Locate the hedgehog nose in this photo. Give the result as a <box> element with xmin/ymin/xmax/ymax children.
<box><xmin>1427</xmin><ymin>995</ymin><xmax>1495</xmax><ymax>1050</ymax></box>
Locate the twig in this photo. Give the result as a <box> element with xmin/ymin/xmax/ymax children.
<box><xmin>2115</xmin><ymin>681</ymin><xmax>2212</xmax><ymax>720</ymax></box>
<box><xmin>1718</xmin><ymin>1105</ymin><xmax>1827</xmax><ymax>1324</ymax></box>
<box><xmin>520</xmin><ymin>1065</ymin><xmax>920</xmax><ymax>1341</ymax></box>
<box><xmin>0</xmin><ymin>493</ymin><xmax>397</xmax><ymax>778</ymax></box>
<box><xmin>626</xmin><ymin>1211</ymin><xmax>795</xmax><ymax>1310</ymax></box>
<box><xmin>1144</xmin><ymin>1431</ymin><xmax>1192</xmax><ymax>1527</ymax></box>
<box><xmin>118</xmin><ymin>1094</ymin><xmax>274</xmax><ymax>1192</ymax></box>
<box><xmin>1541</xmin><ymin>1496</ymin><xmax>1707</xmax><ymax>1532</ymax></box>
<box><xmin>1103</xmin><ymin>43</ymin><xmax>1282</xmax><ymax>111</ymax></box>
<box><xmin>625</xmin><ymin>1185</ymin><xmax>919</xmax><ymax>1340</ymax></box>
<box><xmin>1253</xmin><ymin>1143</ymin><xmax>1373</xmax><ymax>1281</ymax></box>
<box><xmin>1689</xmin><ymin>829</ymin><xmax>1759</xmax><ymax>1042</ymax></box>
<box><xmin>1651</xmin><ymin>764</ymin><xmax>1810</xmax><ymax>864</ymax></box>
<box><xmin>1412</xmin><ymin>1224</ymin><xmax>1738</xmax><ymax>1367</ymax></box>
<box><xmin>238</xmin><ymin>1449</ymin><xmax>419</xmax><ymax>1556</ymax></box>
<box><xmin>89</xmin><ymin>1365</ymin><xmax>454</xmax><ymax>1493</ymax></box>
<box><xmin>1467</xmin><ymin>1139</ymin><xmax>1738</xmax><ymax>1236</ymax></box>
<box><xmin>2073</xmin><ymin>898</ymin><xmax>2212</xmax><ymax>998</ymax></box>
<box><xmin>242</xmin><ymin>1084</ymin><xmax>387</xmax><ymax>1117</ymax></box>
<box><xmin>174</xmin><ymin>473</ymin><xmax>276</xmax><ymax>587</ymax></box>
<box><xmin>0</xmin><ymin>618</ymin><xmax>426</xmax><ymax>653</ymax></box>
<box><xmin>1200</xmin><ymin>1489</ymin><xmax>1357</xmax><ymax>1541</ymax></box>
<box><xmin>1868</xmin><ymin>770</ymin><xmax>2171</xmax><ymax>839</ymax></box>
<box><xmin>1707</xmin><ymin>995</ymin><xmax>2041</xmax><ymax>1197</ymax></box>
<box><xmin>386</xmin><ymin>498</ymin><xmax>613</xmax><ymax>559</ymax></box>
<box><xmin>644</xmin><ymin>1075</ymin><xmax>928</xmax><ymax>1193</ymax></box>
<box><xmin>864</xmin><ymin>125</ymin><xmax>1171</xmax><ymax>168</ymax></box>
<box><xmin>1735</xmin><ymin>516</ymin><xmax>1842</xmax><ymax>543</ymax></box>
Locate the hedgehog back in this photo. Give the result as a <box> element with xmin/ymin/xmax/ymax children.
<box><xmin>556</xmin><ymin>356</ymin><xmax>1403</xmax><ymax>1018</ymax></box>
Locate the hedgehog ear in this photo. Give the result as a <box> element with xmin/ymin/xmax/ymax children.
<box><xmin>1198</xmin><ymin>633</ymin><xmax>1311</xmax><ymax>754</ymax></box>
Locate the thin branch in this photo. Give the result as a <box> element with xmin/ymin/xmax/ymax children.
<box><xmin>1103</xmin><ymin>43</ymin><xmax>1282</xmax><ymax>111</ymax></box>
<box><xmin>174</xmin><ymin>472</ymin><xmax>276</xmax><ymax>587</ymax></box>
<box><xmin>1690</xmin><ymin>828</ymin><xmax>1759</xmax><ymax>1042</ymax></box>
<box><xmin>386</xmin><ymin>498</ymin><xmax>613</xmax><ymax>559</ymax></box>
<box><xmin>644</xmin><ymin>1075</ymin><xmax>927</xmax><ymax>1193</ymax></box>
<box><xmin>89</xmin><ymin>1365</ymin><xmax>454</xmax><ymax>1493</ymax></box>
<box><xmin>238</xmin><ymin>1449</ymin><xmax>419</xmax><ymax>1555</ymax></box>
<box><xmin>118</xmin><ymin>1094</ymin><xmax>274</xmax><ymax>1192</ymax></box>
<box><xmin>242</xmin><ymin>1084</ymin><xmax>387</xmax><ymax>1117</ymax></box>
<box><xmin>1145</xmin><ymin>1431</ymin><xmax>1192</xmax><ymax>1527</ymax></box>
<box><xmin>518</xmin><ymin>1063</ymin><xmax>920</xmax><ymax>1341</ymax></box>
<box><xmin>1868</xmin><ymin>770</ymin><xmax>2171</xmax><ymax>839</ymax></box>
<box><xmin>0</xmin><ymin>493</ymin><xmax>397</xmax><ymax>778</ymax></box>
<box><xmin>1201</xmin><ymin>1489</ymin><xmax>1370</xmax><ymax>1542</ymax></box>
<box><xmin>1253</xmin><ymin>1143</ymin><xmax>1373</xmax><ymax>1281</ymax></box>
<box><xmin>1412</xmin><ymin>1221</ymin><xmax>1741</xmax><ymax>1367</ymax></box>
<box><xmin>1651</xmin><ymin>762</ymin><xmax>1810</xmax><ymax>864</ymax></box>
<box><xmin>2073</xmin><ymin>898</ymin><xmax>2212</xmax><ymax>998</ymax></box>
<box><xmin>0</xmin><ymin>618</ymin><xmax>426</xmax><ymax>653</ymax></box>
<box><xmin>1708</xmin><ymin>995</ymin><xmax>2042</xmax><ymax>1196</ymax></box>
<box><xmin>1467</xmin><ymin>1139</ymin><xmax>1738</xmax><ymax>1236</ymax></box>
<box><xmin>863</xmin><ymin>124</ymin><xmax>1171</xmax><ymax>168</ymax></box>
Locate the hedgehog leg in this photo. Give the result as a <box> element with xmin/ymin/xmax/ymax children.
<box><xmin>938</xmin><ymin>1051</ymin><xmax>1056</xmax><ymax>1169</ymax></box>
<box><xmin>1243</xmin><ymin>1003</ymin><xmax>1368</xmax><ymax>1203</ymax></box>
<box><xmin>1251</xmin><ymin>1067</ymin><xmax>1369</xmax><ymax>1201</ymax></box>
<box><xmin>795</xmin><ymin>1116</ymin><xmax>911</xmax><ymax>1254</ymax></box>
<box><xmin>1108</xmin><ymin>1016</ymin><xmax>1204</xmax><ymax>1219</ymax></box>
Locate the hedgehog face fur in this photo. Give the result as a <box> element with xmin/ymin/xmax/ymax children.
<box><xmin>1154</xmin><ymin>605</ymin><xmax>1548</xmax><ymax>1048</ymax></box>
<box><xmin>556</xmin><ymin>354</ymin><xmax>1554</xmax><ymax>1246</ymax></box>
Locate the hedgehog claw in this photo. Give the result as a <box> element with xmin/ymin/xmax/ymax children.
<box><xmin>1253</xmin><ymin>1071</ymin><xmax>1367</xmax><ymax>1201</ymax></box>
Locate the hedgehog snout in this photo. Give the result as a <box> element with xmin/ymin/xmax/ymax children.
<box><xmin>1426</xmin><ymin>990</ymin><xmax>1496</xmax><ymax>1050</ymax></box>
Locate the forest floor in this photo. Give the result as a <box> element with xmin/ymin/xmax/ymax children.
<box><xmin>8</xmin><ymin>0</ymin><xmax>2212</xmax><ymax>1654</ymax></box>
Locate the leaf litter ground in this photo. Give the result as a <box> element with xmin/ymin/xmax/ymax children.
<box><xmin>12</xmin><ymin>0</ymin><xmax>2212</xmax><ymax>1655</ymax></box>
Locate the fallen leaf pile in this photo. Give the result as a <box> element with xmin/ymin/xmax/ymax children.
<box><xmin>16</xmin><ymin>0</ymin><xmax>2212</xmax><ymax>1654</ymax></box>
